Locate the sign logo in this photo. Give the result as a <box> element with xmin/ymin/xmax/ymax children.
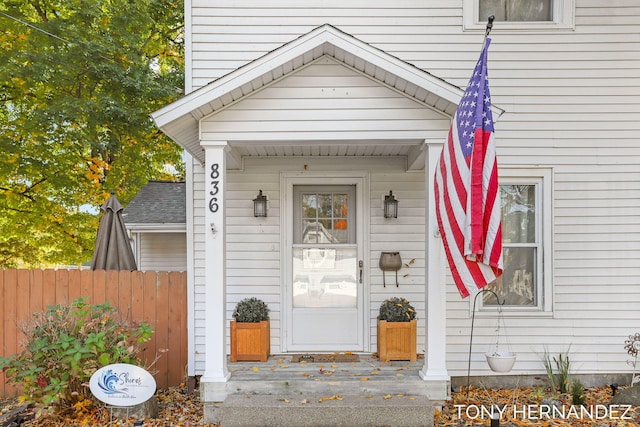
<box><xmin>89</xmin><ymin>363</ymin><xmax>156</xmax><ymax>406</ymax></box>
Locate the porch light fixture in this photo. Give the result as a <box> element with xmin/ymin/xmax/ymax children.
<box><xmin>384</xmin><ymin>191</ymin><xmax>398</xmax><ymax>219</ymax></box>
<box><xmin>253</xmin><ymin>190</ymin><xmax>268</xmax><ymax>217</ymax></box>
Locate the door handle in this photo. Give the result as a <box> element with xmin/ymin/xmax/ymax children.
<box><xmin>359</xmin><ymin>260</ymin><xmax>363</xmax><ymax>284</ymax></box>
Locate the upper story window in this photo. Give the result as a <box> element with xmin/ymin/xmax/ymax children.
<box><xmin>463</xmin><ymin>0</ymin><xmax>575</xmax><ymax>31</ymax></box>
<box><xmin>480</xmin><ymin>0</ymin><xmax>552</xmax><ymax>22</ymax></box>
<box><xmin>480</xmin><ymin>168</ymin><xmax>553</xmax><ymax>315</ymax></box>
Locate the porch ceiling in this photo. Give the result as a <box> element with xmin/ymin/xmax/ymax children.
<box><xmin>226</xmin><ymin>138</ymin><xmax>426</xmax><ymax>170</ymax></box>
<box><xmin>229</xmin><ymin>139</ymin><xmax>421</xmax><ymax>158</ymax></box>
<box><xmin>152</xmin><ymin>24</ymin><xmax>503</xmax><ymax>168</ymax></box>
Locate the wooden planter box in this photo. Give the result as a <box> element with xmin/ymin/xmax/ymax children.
<box><xmin>377</xmin><ymin>319</ymin><xmax>417</xmax><ymax>362</ymax></box>
<box><xmin>230</xmin><ymin>319</ymin><xmax>270</xmax><ymax>362</ymax></box>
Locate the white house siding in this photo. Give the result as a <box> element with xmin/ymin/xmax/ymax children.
<box><xmin>224</xmin><ymin>157</ymin><xmax>426</xmax><ymax>357</ymax></box>
<box><xmin>200</xmin><ymin>57</ymin><xmax>451</xmax><ymax>142</ymax></box>
<box><xmin>444</xmin><ymin>0</ymin><xmax>640</xmax><ymax>379</ymax></box>
<box><xmin>136</xmin><ymin>233</ymin><xmax>187</xmax><ymax>271</ymax></box>
<box><xmin>189</xmin><ymin>0</ymin><xmax>464</xmax><ymax>90</ymax></box>
<box><xmin>192</xmin><ymin>156</ymin><xmax>428</xmax><ymax>373</ymax></box>
<box><xmin>368</xmin><ymin>163</ymin><xmax>426</xmax><ymax>353</ymax></box>
<box><xmin>188</xmin><ymin>0</ymin><xmax>640</xmax><ymax>378</ymax></box>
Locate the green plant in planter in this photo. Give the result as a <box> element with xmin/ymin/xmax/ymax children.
<box><xmin>233</xmin><ymin>297</ymin><xmax>270</xmax><ymax>322</ymax></box>
<box><xmin>379</xmin><ymin>297</ymin><xmax>416</xmax><ymax>322</ymax></box>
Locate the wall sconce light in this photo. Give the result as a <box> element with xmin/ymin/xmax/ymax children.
<box><xmin>384</xmin><ymin>191</ymin><xmax>398</xmax><ymax>219</ymax></box>
<box><xmin>253</xmin><ymin>190</ymin><xmax>268</xmax><ymax>217</ymax></box>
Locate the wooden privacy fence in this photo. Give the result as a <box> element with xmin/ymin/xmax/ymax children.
<box><xmin>0</xmin><ymin>269</ymin><xmax>187</xmax><ymax>399</ymax></box>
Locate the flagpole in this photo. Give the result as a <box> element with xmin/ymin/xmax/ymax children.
<box><xmin>482</xmin><ymin>15</ymin><xmax>495</xmax><ymax>50</ymax></box>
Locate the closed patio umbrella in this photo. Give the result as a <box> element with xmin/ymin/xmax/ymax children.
<box><xmin>90</xmin><ymin>193</ymin><xmax>137</xmax><ymax>271</ymax></box>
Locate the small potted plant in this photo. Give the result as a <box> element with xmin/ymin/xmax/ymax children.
<box><xmin>230</xmin><ymin>297</ymin><xmax>270</xmax><ymax>362</ymax></box>
<box><xmin>377</xmin><ymin>297</ymin><xmax>417</xmax><ymax>362</ymax></box>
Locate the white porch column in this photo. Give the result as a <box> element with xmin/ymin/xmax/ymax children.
<box><xmin>200</xmin><ymin>141</ymin><xmax>230</xmax><ymax>402</ymax></box>
<box><xmin>419</xmin><ymin>141</ymin><xmax>451</xmax><ymax>399</ymax></box>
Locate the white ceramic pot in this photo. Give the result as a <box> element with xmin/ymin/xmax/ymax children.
<box><xmin>485</xmin><ymin>352</ymin><xmax>516</xmax><ymax>373</ymax></box>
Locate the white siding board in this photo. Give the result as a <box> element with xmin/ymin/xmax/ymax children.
<box><xmin>137</xmin><ymin>233</ymin><xmax>187</xmax><ymax>272</ymax></box>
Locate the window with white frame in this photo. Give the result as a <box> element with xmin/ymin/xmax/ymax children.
<box><xmin>480</xmin><ymin>0</ymin><xmax>552</xmax><ymax>22</ymax></box>
<box><xmin>482</xmin><ymin>169</ymin><xmax>552</xmax><ymax>313</ymax></box>
<box><xmin>463</xmin><ymin>0</ymin><xmax>575</xmax><ymax>30</ymax></box>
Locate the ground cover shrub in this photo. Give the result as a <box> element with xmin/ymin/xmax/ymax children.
<box><xmin>0</xmin><ymin>297</ymin><xmax>152</xmax><ymax>415</ymax></box>
<box><xmin>570</xmin><ymin>379</ymin><xmax>585</xmax><ymax>405</ymax></box>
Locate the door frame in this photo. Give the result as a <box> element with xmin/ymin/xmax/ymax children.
<box><xmin>280</xmin><ymin>171</ymin><xmax>370</xmax><ymax>353</ymax></box>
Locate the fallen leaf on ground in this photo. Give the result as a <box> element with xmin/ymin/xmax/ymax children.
<box><xmin>318</xmin><ymin>395</ymin><xmax>343</xmax><ymax>402</ymax></box>
<box><xmin>4</xmin><ymin>386</ymin><xmax>218</xmax><ymax>426</ymax></box>
<box><xmin>434</xmin><ymin>385</ymin><xmax>640</xmax><ymax>427</ymax></box>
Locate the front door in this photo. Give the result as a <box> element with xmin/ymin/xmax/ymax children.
<box><xmin>287</xmin><ymin>184</ymin><xmax>364</xmax><ymax>351</ymax></box>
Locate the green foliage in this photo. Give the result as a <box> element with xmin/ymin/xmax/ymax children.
<box><xmin>0</xmin><ymin>297</ymin><xmax>153</xmax><ymax>412</ymax></box>
<box><xmin>554</xmin><ymin>353</ymin><xmax>571</xmax><ymax>394</ymax></box>
<box><xmin>233</xmin><ymin>297</ymin><xmax>270</xmax><ymax>323</ymax></box>
<box><xmin>0</xmin><ymin>0</ymin><xmax>185</xmax><ymax>267</ymax></box>
<box><xmin>570</xmin><ymin>379</ymin><xmax>585</xmax><ymax>405</ymax></box>
<box><xmin>378</xmin><ymin>297</ymin><xmax>416</xmax><ymax>322</ymax></box>
<box><xmin>543</xmin><ymin>348</ymin><xmax>572</xmax><ymax>394</ymax></box>
<box><xmin>529</xmin><ymin>386</ymin><xmax>547</xmax><ymax>403</ymax></box>
<box><xmin>542</xmin><ymin>350</ymin><xmax>557</xmax><ymax>392</ymax></box>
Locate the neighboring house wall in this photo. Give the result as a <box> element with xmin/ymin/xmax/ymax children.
<box><xmin>123</xmin><ymin>180</ymin><xmax>187</xmax><ymax>273</ymax></box>
<box><xmin>187</xmin><ymin>0</ymin><xmax>640</xmax><ymax>378</ymax></box>
<box><xmin>134</xmin><ymin>232</ymin><xmax>187</xmax><ymax>272</ymax></box>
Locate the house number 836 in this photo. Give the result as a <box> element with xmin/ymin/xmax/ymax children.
<box><xmin>209</xmin><ymin>163</ymin><xmax>220</xmax><ymax>213</ymax></box>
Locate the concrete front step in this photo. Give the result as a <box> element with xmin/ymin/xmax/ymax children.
<box><xmin>226</xmin><ymin>372</ymin><xmax>436</xmax><ymax>397</ymax></box>
<box><xmin>225</xmin><ymin>356</ymin><xmax>444</xmax><ymax>398</ymax></box>
<box><xmin>211</xmin><ymin>393</ymin><xmax>436</xmax><ymax>427</ymax></box>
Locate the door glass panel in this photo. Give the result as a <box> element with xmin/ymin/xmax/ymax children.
<box><xmin>300</xmin><ymin>190</ymin><xmax>350</xmax><ymax>244</ymax></box>
<box><xmin>293</xmin><ymin>246</ymin><xmax>357</xmax><ymax>308</ymax></box>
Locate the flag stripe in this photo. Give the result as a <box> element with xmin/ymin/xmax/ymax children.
<box><xmin>434</xmin><ymin>38</ymin><xmax>503</xmax><ymax>298</ymax></box>
<box><xmin>435</xmin><ymin>141</ymin><xmax>494</xmax><ymax>297</ymax></box>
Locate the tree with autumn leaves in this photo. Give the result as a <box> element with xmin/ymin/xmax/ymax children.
<box><xmin>0</xmin><ymin>0</ymin><xmax>185</xmax><ymax>267</ymax></box>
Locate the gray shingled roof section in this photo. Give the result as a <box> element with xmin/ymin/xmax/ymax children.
<box><xmin>123</xmin><ymin>180</ymin><xmax>186</xmax><ymax>224</ymax></box>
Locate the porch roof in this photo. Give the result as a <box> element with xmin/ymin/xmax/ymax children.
<box><xmin>152</xmin><ymin>24</ymin><xmax>504</xmax><ymax>165</ymax></box>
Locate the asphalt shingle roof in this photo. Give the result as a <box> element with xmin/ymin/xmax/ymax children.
<box><xmin>123</xmin><ymin>180</ymin><xmax>186</xmax><ymax>224</ymax></box>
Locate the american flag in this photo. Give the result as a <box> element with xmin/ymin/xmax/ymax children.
<box><xmin>434</xmin><ymin>38</ymin><xmax>503</xmax><ymax>299</ymax></box>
